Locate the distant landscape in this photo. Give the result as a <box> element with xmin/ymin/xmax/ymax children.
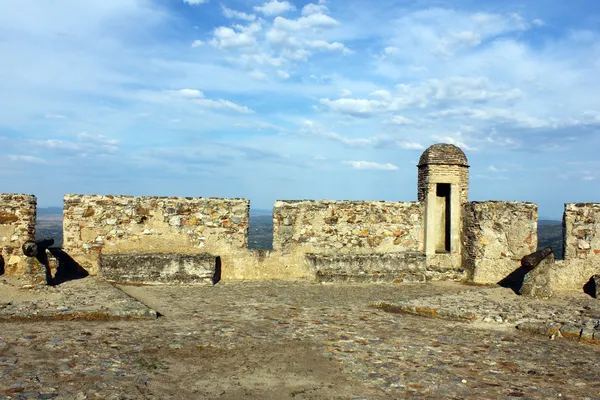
<box><xmin>35</xmin><ymin>208</ymin><xmax>563</xmax><ymax>255</ymax></box>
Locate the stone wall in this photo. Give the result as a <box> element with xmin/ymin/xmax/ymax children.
<box><xmin>63</xmin><ymin>194</ymin><xmax>249</xmax><ymax>275</ymax></box>
<box><xmin>0</xmin><ymin>194</ymin><xmax>37</xmax><ymax>275</ymax></box>
<box><xmin>551</xmin><ymin>203</ymin><xmax>600</xmax><ymax>291</ymax></box>
<box><xmin>273</xmin><ymin>200</ymin><xmax>424</xmax><ymax>254</ymax></box>
<box><xmin>563</xmin><ymin>203</ymin><xmax>600</xmax><ymax>261</ymax></box>
<box><xmin>417</xmin><ymin>165</ymin><xmax>469</xmax><ymax>204</ymax></box>
<box><xmin>463</xmin><ymin>201</ymin><xmax>537</xmax><ymax>283</ymax></box>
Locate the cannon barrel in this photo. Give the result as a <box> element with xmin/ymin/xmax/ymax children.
<box><xmin>520</xmin><ymin>246</ymin><xmax>553</xmax><ymax>270</ymax></box>
<box><xmin>22</xmin><ymin>238</ymin><xmax>55</xmax><ymax>257</ymax></box>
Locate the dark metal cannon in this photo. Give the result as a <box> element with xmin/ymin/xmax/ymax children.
<box><xmin>520</xmin><ymin>246</ymin><xmax>553</xmax><ymax>270</ymax></box>
<box><xmin>22</xmin><ymin>238</ymin><xmax>55</xmax><ymax>257</ymax></box>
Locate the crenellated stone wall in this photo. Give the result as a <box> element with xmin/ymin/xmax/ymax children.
<box><xmin>463</xmin><ymin>201</ymin><xmax>538</xmax><ymax>283</ymax></box>
<box><xmin>272</xmin><ymin>200</ymin><xmax>424</xmax><ymax>254</ymax></box>
<box><xmin>63</xmin><ymin>194</ymin><xmax>249</xmax><ymax>275</ymax></box>
<box><xmin>563</xmin><ymin>203</ymin><xmax>600</xmax><ymax>260</ymax></box>
<box><xmin>0</xmin><ymin>194</ymin><xmax>37</xmax><ymax>275</ymax></box>
<box><xmin>550</xmin><ymin>203</ymin><xmax>600</xmax><ymax>291</ymax></box>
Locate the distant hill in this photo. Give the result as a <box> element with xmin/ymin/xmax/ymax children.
<box><xmin>537</xmin><ymin>220</ymin><xmax>563</xmax><ymax>259</ymax></box>
<box><xmin>250</xmin><ymin>208</ymin><xmax>272</xmax><ymax>217</ymax></box>
<box><xmin>539</xmin><ymin>219</ymin><xmax>562</xmax><ymax>226</ymax></box>
<box><xmin>37</xmin><ymin>207</ymin><xmax>63</xmax><ymax>216</ymax></box>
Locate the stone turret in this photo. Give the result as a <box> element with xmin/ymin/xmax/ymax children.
<box><xmin>417</xmin><ymin>144</ymin><xmax>469</xmax><ymax>271</ymax></box>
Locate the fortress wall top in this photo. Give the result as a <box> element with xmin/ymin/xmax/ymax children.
<box><xmin>272</xmin><ymin>200</ymin><xmax>424</xmax><ymax>255</ymax></box>
<box><xmin>563</xmin><ymin>203</ymin><xmax>600</xmax><ymax>261</ymax></box>
<box><xmin>552</xmin><ymin>203</ymin><xmax>600</xmax><ymax>291</ymax></box>
<box><xmin>62</xmin><ymin>194</ymin><xmax>249</xmax><ymax>275</ymax></box>
<box><xmin>0</xmin><ymin>194</ymin><xmax>36</xmax><ymax>275</ymax></box>
<box><xmin>463</xmin><ymin>201</ymin><xmax>538</xmax><ymax>283</ymax></box>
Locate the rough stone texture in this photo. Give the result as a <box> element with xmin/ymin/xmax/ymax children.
<box><xmin>63</xmin><ymin>194</ymin><xmax>249</xmax><ymax>275</ymax></box>
<box><xmin>417</xmin><ymin>145</ymin><xmax>470</xmax><ymax>273</ymax></box>
<box><xmin>0</xmin><ymin>276</ymin><xmax>157</xmax><ymax>321</ymax></box>
<box><xmin>374</xmin><ymin>283</ymin><xmax>600</xmax><ymax>344</ymax></box>
<box><xmin>0</xmin><ymin>194</ymin><xmax>36</xmax><ymax>275</ymax></box>
<box><xmin>417</xmin><ymin>143</ymin><xmax>469</xmax><ymax>204</ymax></box>
<box><xmin>551</xmin><ymin>203</ymin><xmax>600</xmax><ymax>291</ymax></box>
<box><xmin>563</xmin><ymin>203</ymin><xmax>600</xmax><ymax>260</ymax></box>
<box><xmin>272</xmin><ymin>200</ymin><xmax>424</xmax><ymax>255</ymax></box>
<box><xmin>519</xmin><ymin>252</ymin><xmax>555</xmax><ymax>299</ymax></box>
<box><xmin>24</xmin><ymin>257</ymin><xmax>48</xmax><ymax>287</ymax></box>
<box><xmin>3</xmin><ymin>281</ymin><xmax>600</xmax><ymax>399</ymax></box>
<box><xmin>418</xmin><ymin>143</ymin><xmax>469</xmax><ymax>167</ymax></box>
<box><xmin>306</xmin><ymin>252</ymin><xmax>428</xmax><ymax>283</ymax></box>
<box><xmin>100</xmin><ymin>253</ymin><xmax>218</xmax><ymax>285</ymax></box>
<box><xmin>463</xmin><ymin>201</ymin><xmax>538</xmax><ymax>283</ymax></box>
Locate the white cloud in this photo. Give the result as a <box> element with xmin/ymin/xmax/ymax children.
<box><xmin>339</xmin><ymin>89</ymin><xmax>352</xmax><ymax>97</ymax></box>
<box><xmin>431</xmin><ymin>134</ymin><xmax>477</xmax><ymax>151</ymax></box>
<box><xmin>532</xmin><ymin>18</ymin><xmax>544</xmax><ymax>27</ymax></box>
<box><xmin>222</xmin><ymin>6</ymin><xmax>256</xmax><ymax>21</ymax></box>
<box><xmin>277</xmin><ymin>70</ymin><xmax>290</xmax><ymax>79</ymax></box>
<box><xmin>343</xmin><ymin>161</ymin><xmax>399</xmax><ymax>170</ymax></box>
<box><xmin>396</xmin><ymin>141</ymin><xmax>424</xmax><ymax>150</ymax></box>
<box><xmin>195</xmin><ymin>99</ymin><xmax>254</xmax><ymax>114</ymax></box>
<box><xmin>387</xmin><ymin>115</ymin><xmax>415</xmax><ymax>125</ymax></box>
<box><xmin>210</xmin><ymin>23</ymin><xmax>261</xmax><ymax>49</ymax></box>
<box><xmin>8</xmin><ymin>155</ymin><xmax>47</xmax><ymax>164</ymax></box>
<box><xmin>169</xmin><ymin>88</ymin><xmax>204</xmax><ymax>98</ymax></box>
<box><xmin>27</xmin><ymin>132</ymin><xmax>119</xmax><ymax>157</ymax></box>
<box><xmin>320</xmin><ymin>76</ymin><xmax>524</xmax><ymax>118</ymax></box>
<box><xmin>273</xmin><ymin>13</ymin><xmax>339</xmax><ymax>31</ymax></box>
<box><xmin>430</xmin><ymin>107</ymin><xmax>550</xmax><ymax>128</ymax></box>
<box><xmin>44</xmin><ymin>113</ymin><xmax>67</xmax><ymax>120</ymax></box>
<box><xmin>369</xmin><ymin>89</ymin><xmax>392</xmax><ymax>100</ymax></box>
<box><xmin>163</xmin><ymin>88</ymin><xmax>253</xmax><ymax>113</ymax></box>
<box><xmin>183</xmin><ymin>0</ymin><xmax>208</xmax><ymax>5</ymax></box>
<box><xmin>254</xmin><ymin>1</ymin><xmax>295</xmax><ymax>17</ymax></box>
<box><xmin>302</xmin><ymin>3</ymin><xmax>328</xmax><ymax>16</ymax></box>
<box><xmin>319</xmin><ymin>98</ymin><xmax>388</xmax><ymax>117</ymax></box>
<box><xmin>191</xmin><ymin>40</ymin><xmax>204</xmax><ymax>48</ymax></box>
<box><xmin>249</xmin><ymin>70</ymin><xmax>268</xmax><ymax>81</ymax></box>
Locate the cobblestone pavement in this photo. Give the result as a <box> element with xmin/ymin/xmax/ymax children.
<box><xmin>1</xmin><ymin>280</ymin><xmax>600</xmax><ymax>399</ymax></box>
<box><xmin>373</xmin><ymin>285</ymin><xmax>600</xmax><ymax>343</ymax></box>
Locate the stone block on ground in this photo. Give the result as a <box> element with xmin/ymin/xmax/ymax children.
<box><xmin>25</xmin><ymin>257</ymin><xmax>48</xmax><ymax>287</ymax></box>
<box><xmin>519</xmin><ymin>253</ymin><xmax>555</xmax><ymax>299</ymax></box>
<box><xmin>306</xmin><ymin>252</ymin><xmax>427</xmax><ymax>283</ymax></box>
<box><xmin>100</xmin><ymin>253</ymin><xmax>219</xmax><ymax>285</ymax></box>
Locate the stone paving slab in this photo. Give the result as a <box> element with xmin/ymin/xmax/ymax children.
<box><xmin>0</xmin><ymin>277</ymin><xmax>157</xmax><ymax>321</ymax></box>
<box><xmin>373</xmin><ymin>284</ymin><xmax>600</xmax><ymax>343</ymax></box>
<box><xmin>1</xmin><ymin>281</ymin><xmax>600</xmax><ymax>399</ymax></box>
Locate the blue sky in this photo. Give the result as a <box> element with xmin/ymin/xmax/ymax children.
<box><xmin>1</xmin><ymin>0</ymin><xmax>599</xmax><ymax>218</ymax></box>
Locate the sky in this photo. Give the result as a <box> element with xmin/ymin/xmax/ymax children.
<box><xmin>0</xmin><ymin>0</ymin><xmax>599</xmax><ymax>218</ymax></box>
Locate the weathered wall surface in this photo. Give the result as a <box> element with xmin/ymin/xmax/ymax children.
<box><xmin>273</xmin><ymin>200</ymin><xmax>424</xmax><ymax>255</ymax></box>
<box><xmin>463</xmin><ymin>201</ymin><xmax>537</xmax><ymax>283</ymax></box>
<box><xmin>0</xmin><ymin>194</ymin><xmax>36</xmax><ymax>275</ymax></box>
<box><xmin>307</xmin><ymin>252</ymin><xmax>427</xmax><ymax>283</ymax></box>
<box><xmin>551</xmin><ymin>203</ymin><xmax>600</xmax><ymax>291</ymax></box>
<box><xmin>63</xmin><ymin>194</ymin><xmax>249</xmax><ymax>275</ymax></box>
<box><xmin>100</xmin><ymin>253</ymin><xmax>217</xmax><ymax>285</ymax></box>
<box><xmin>418</xmin><ymin>165</ymin><xmax>469</xmax><ymax>204</ymax></box>
<box><xmin>563</xmin><ymin>203</ymin><xmax>600</xmax><ymax>260</ymax></box>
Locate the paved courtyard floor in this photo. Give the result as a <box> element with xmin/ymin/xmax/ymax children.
<box><xmin>1</xmin><ymin>278</ymin><xmax>600</xmax><ymax>399</ymax></box>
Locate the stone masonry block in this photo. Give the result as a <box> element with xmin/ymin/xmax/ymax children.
<box><xmin>100</xmin><ymin>253</ymin><xmax>219</xmax><ymax>285</ymax></box>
